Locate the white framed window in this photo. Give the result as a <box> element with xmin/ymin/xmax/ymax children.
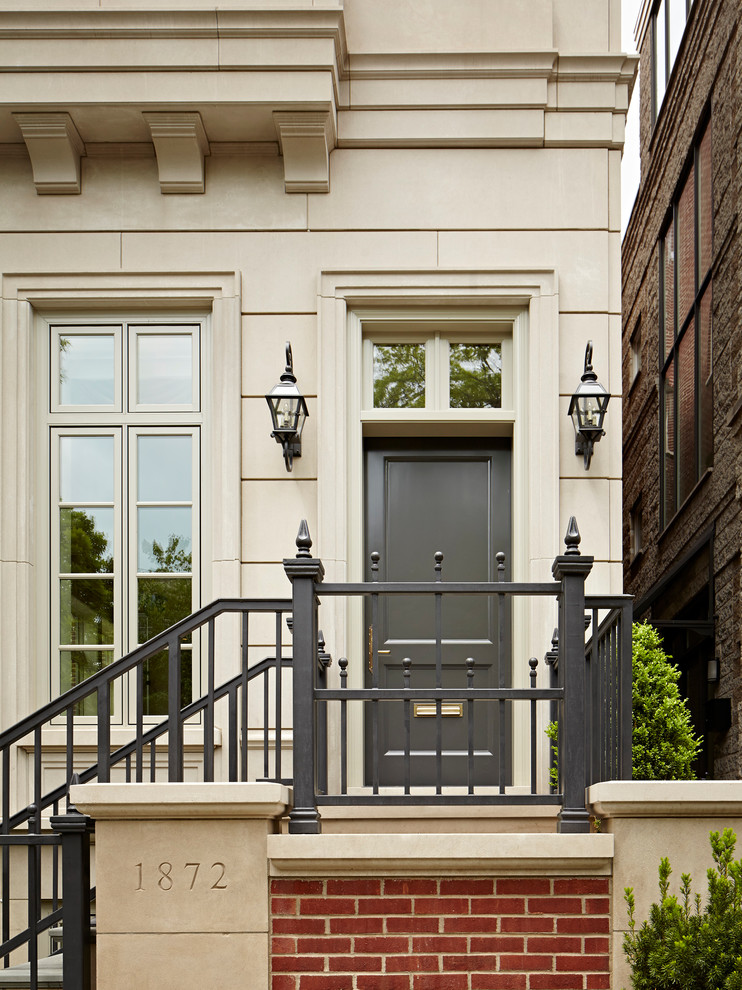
<box><xmin>361</xmin><ymin>322</ymin><xmax>513</xmax><ymax>417</ymax></box>
<box><xmin>47</xmin><ymin>319</ymin><xmax>202</xmax><ymax>719</ymax></box>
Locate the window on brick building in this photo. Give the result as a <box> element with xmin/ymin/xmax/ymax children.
<box><xmin>630</xmin><ymin>319</ymin><xmax>642</xmax><ymax>386</ymax></box>
<box><xmin>651</xmin><ymin>0</ymin><xmax>695</xmax><ymax>124</ymax></box>
<box><xmin>659</xmin><ymin>118</ymin><xmax>712</xmax><ymax>525</ymax></box>
<box><xmin>630</xmin><ymin>499</ymin><xmax>643</xmax><ymax>559</ymax></box>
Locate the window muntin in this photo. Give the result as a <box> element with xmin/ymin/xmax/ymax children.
<box><xmin>48</xmin><ymin>320</ymin><xmax>201</xmax><ymax>718</ymax></box>
<box><xmin>659</xmin><ymin>119</ymin><xmax>712</xmax><ymax>526</ymax></box>
<box><xmin>365</xmin><ymin>328</ymin><xmax>509</xmax><ymax>413</ymax></box>
<box><xmin>651</xmin><ymin>0</ymin><xmax>694</xmax><ymax>125</ymax></box>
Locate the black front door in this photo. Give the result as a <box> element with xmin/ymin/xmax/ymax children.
<box><xmin>364</xmin><ymin>438</ymin><xmax>512</xmax><ymax>787</ymax></box>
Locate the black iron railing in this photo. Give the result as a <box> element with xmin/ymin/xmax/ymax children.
<box><xmin>0</xmin><ymin>516</ymin><xmax>632</xmax><ymax>990</ymax></box>
<box><xmin>284</xmin><ymin>516</ymin><xmax>632</xmax><ymax>835</ymax></box>
<box><xmin>0</xmin><ymin>597</ymin><xmax>292</xmax><ymax>990</ymax></box>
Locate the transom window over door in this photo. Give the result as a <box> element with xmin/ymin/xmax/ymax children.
<box><xmin>362</xmin><ymin>324</ymin><xmax>513</xmax><ymax>415</ymax></box>
<box><xmin>48</xmin><ymin>321</ymin><xmax>202</xmax><ymax>718</ymax></box>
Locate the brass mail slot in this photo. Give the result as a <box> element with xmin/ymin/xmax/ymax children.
<box><xmin>413</xmin><ymin>703</ymin><xmax>463</xmax><ymax>718</ymax></box>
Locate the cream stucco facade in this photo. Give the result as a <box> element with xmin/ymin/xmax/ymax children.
<box><xmin>0</xmin><ymin>1</ymin><xmax>635</xmax><ymax>802</ymax></box>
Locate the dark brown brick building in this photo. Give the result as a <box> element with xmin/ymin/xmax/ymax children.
<box><xmin>622</xmin><ymin>0</ymin><xmax>742</xmax><ymax>776</ymax></box>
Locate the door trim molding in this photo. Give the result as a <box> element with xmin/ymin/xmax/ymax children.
<box><xmin>317</xmin><ymin>269</ymin><xmax>560</xmax><ymax>788</ymax></box>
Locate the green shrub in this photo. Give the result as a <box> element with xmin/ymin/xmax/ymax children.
<box><xmin>631</xmin><ymin>622</ymin><xmax>702</xmax><ymax>779</ymax></box>
<box><xmin>624</xmin><ymin>828</ymin><xmax>742</xmax><ymax>989</ymax></box>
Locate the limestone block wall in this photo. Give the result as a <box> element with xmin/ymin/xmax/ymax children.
<box><xmin>0</xmin><ymin>0</ymin><xmax>636</xmax><ymax>795</ymax></box>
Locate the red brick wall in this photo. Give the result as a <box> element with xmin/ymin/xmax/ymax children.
<box><xmin>271</xmin><ymin>876</ymin><xmax>610</xmax><ymax>990</ymax></box>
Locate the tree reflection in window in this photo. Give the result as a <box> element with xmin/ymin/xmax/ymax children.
<box><xmin>449</xmin><ymin>343</ymin><xmax>501</xmax><ymax>408</ymax></box>
<box><xmin>59</xmin><ymin>509</ymin><xmax>115</xmax><ymax>714</ymax></box>
<box><xmin>373</xmin><ymin>344</ymin><xmax>426</xmax><ymax>408</ymax></box>
<box><xmin>138</xmin><ymin>534</ymin><xmax>193</xmax><ymax>715</ymax></box>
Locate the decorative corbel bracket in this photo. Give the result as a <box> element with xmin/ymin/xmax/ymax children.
<box><xmin>274</xmin><ymin>111</ymin><xmax>335</xmax><ymax>193</ymax></box>
<box><xmin>143</xmin><ymin>112</ymin><xmax>210</xmax><ymax>194</ymax></box>
<box><xmin>13</xmin><ymin>112</ymin><xmax>85</xmax><ymax>195</ymax></box>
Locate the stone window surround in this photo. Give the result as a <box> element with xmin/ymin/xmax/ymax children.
<box><xmin>0</xmin><ymin>271</ymin><xmax>241</xmax><ymax>723</ymax></box>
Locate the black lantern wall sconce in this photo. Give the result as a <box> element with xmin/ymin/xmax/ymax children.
<box><xmin>568</xmin><ymin>341</ymin><xmax>610</xmax><ymax>470</ymax></box>
<box><xmin>265</xmin><ymin>342</ymin><xmax>308</xmax><ymax>472</ymax></box>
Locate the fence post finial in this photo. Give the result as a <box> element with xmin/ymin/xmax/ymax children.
<box><xmin>564</xmin><ymin>516</ymin><xmax>581</xmax><ymax>556</ymax></box>
<box><xmin>296</xmin><ymin>519</ymin><xmax>312</xmax><ymax>558</ymax></box>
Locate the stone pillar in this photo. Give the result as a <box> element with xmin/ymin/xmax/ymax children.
<box><xmin>589</xmin><ymin>780</ymin><xmax>742</xmax><ymax>990</ymax></box>
<box><xmin>72</xmin><ymin>782</ymin><xmax>290</xmax><ymax>990</ymax></box>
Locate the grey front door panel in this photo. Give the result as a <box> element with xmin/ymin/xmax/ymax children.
<box><xmin>364</xmin><ymin>439</ymin><xmax>512</xmax><ymax>787</ymax></box>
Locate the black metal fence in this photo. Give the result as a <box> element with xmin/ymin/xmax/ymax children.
<box><xmin>0</xmin><ymin>516</ymin><xmax>631</xmax><ymax>990</ymax></box>
<box><xmin>0</xmin><ymin>597</ymin><xmax>292</xmax><ymax>990</ymax></box>
<box><xmin>286</xmin><ymin>517</ymin><xmax>632</xmax><ymax>834</ymax></box>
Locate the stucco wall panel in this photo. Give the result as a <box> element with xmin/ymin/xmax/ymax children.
<box><xmin>119</xmin><ymin>231</ymin><xmax>438</xmax><ymax>313</ymax></box>
<box><xmin>438</xmin><ymin>229</ymin><xmax>613</xmax><ymax>314</ymax></box>
<box><xmin>343</xmin><ymin>0</ymin><xmax>553</xmax><ymax>54</ymax></box>
<box><xmin>309</xmin><ymin>148</ymin><xmax>609</xmax><ymax>232</ymax></box>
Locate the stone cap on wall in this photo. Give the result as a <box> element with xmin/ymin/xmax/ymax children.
<box><xmin>268</xmin><ymin>832</ymin><xmax>614</xmax><ymax>877</ymax></box>
<box><xmin>72</xmin><ymin>781</ymin><xmax>292</xmax><ymax>820</ymax></box>
<box><xmin>589</xmin><ymin>780</ymin><xmax>742</xmax><ymax>818</ymax></box>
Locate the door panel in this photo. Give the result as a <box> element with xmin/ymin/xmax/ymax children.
<box><xmin>364</xmin><ymin>438</ymin><xmax>512</xmax><ymax>787</ymax></box>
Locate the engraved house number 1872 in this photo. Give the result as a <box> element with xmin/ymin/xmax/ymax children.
<box><xmin>135</xmin><ymin>861</ymin><xmax>228</xmax><ymax>891</ymax></box>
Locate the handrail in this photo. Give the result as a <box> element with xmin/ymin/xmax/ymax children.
<box><xmin>321</xmin><ymin>581</ymin><xmax>560</xmax><ymax>595</ymax></box>
<box><xmin>0</xmin><ymin>597</ymin><xmax>291</xmax><ymax>754</ymax></box>
<box><xmin>4</xmin><ymin>657</ymin><xmax>293</xmax><ymax>832</ymax></box>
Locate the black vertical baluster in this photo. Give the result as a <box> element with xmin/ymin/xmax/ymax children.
<box><xmin>27</xmin><ymin>810</ymin><xmax>38</xmax><ymax>990</ymax></box>
<box><xmin>466</xmin><ymin>658</ymin><xmax>475</xmax><ymax>795</ymax></box>
<box><xmin>97</xmin><ymin>681</ymin><xmax>110</xmax><ymax>783</ymax></box>
<box><xmin>316</xmin><ymin>630</ymin><xmax>330</xmax><ymax>796</ymax></box>
<box><xmin>620</xmin><ymin>605</ymin><xmax>632</xmax><ymax>780</ymax></box>
<box><xmin>136</xmin><ymin>664</ymin><xmax>144</xmax><ymax>782</ymax></box>
<box><xmin>51</xmin><ymin>799</ymin><xmax>59</xmax><ymax>917</ymax></box>
<box><xmin>583</xmin><ymin>613</ymin><xmax>591</xmax><ymax>787</ymax></box>
<box><xmin>274</xmin><ymin>612</ymin><xmax>282</xmax><ymax>784</ymax></box>
<box><xmin>66</xmin><ymin>706</ymin><xmax>74</xmax><ymax>794</ymax></box>
<box><xmin>601</xmin><ymin>629</ymin><xmax>615</xmax><ymax>780</ymax></box>
<box><xmin>204</xmin><ymin>618</ymin><xmax>215</xmax><ymax>782</ymax></box>
<box><xmin>497</xmin><ymin>551</ymin><xmax>506</xmax><ymax>794</ymax></box>
<box><xmin>31</xmin><ymin>752</ymin><xmax>41</xmax><ymax>986</ymax></box>
<box><xmin>150</xmin><ymin>739</ymin><xmax>157</xmax><ymax>782</ymax></box>
<box><xmin>434</xmin><ymin>551</ymin><xmax>443</xmax><ymax>795</ymax></box>
<box><xmin>529</xmin><ymin>658</ymin><xmax>538</xmax><ymax>794</ymax></box>
<box><xmin>228</xmin><ymin>685</ymin><xmax>238</xmax><ymax>781</ymax></box>
<box><xmin>167</xmin><ymin>635</ymin><xmax>183</xmax><ymax>781</ymax></box>
<box><xmin>611</xmin><ymin>616</ymin><xmax>619</xmax><ymax>778</ymax></box>
<box><xmin>33</xmin><ymin>727</ymin><xmax>41</xmax><ymax>834</ymax></box>
<box><xmin>263</xmin><ymin>665</ymin><xmax>270</xmax><ymax>780</ymax></box>
<box><xmin>2</xmin><ymin>747</ymin><xmax>9</xmax><ymax>957</ymax></box>
<box><xmin>125</xmin><ymin>754</ymin><xmax>131</xmax><ymax>783</ymax></box>
<box><xmin>590</xmin><ymin>608</ymin><xmax>600</xmax><ymax>786</ymax></box>
<box><xmin>241</xmin><ymin>612</ymin><xmax>250</xmax><ymax>782</ymax></box>
<box><xmin>370</xmin><ymin>551</ymin><xmax>380</xmax><ymax>795</ymax></box>
<box><xmin>339</xmin><ymin>657</ymin><xmax>348</xmax><ymax>795</ymax></box>
<box><xmin>403</xmin><ymin>658</ymin><xmax>412</xmax><ymax>796</ymax></box>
